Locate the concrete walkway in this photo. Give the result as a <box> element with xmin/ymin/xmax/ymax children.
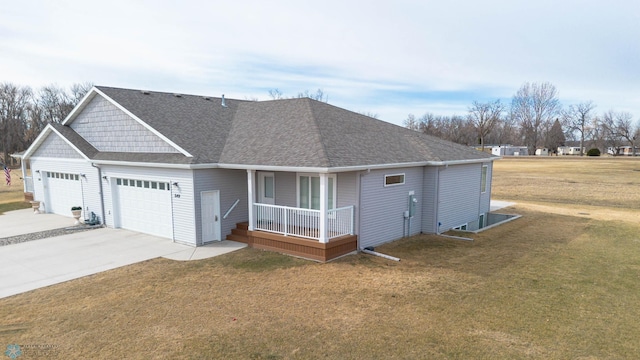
<box><xmin>490</xmin><ymin>200</ymin><xmax>516</xmax><ymax>212</ymax></box>
<box><xmin>0</xmin><ymin>210</ymin><xmax>247</xmax><ymax>299</ymax></box>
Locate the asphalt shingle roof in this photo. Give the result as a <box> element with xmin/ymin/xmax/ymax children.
<box><xmin>50</xmin><ymin>86</ymin><xmax>493</xmax><ymax>168</ymax></box>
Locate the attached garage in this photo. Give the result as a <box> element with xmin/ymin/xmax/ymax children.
<box><xmin>44</xmin><ymin>171</ymin><xmax>83</xmax><ymax>216</ymax></box>
<box><xmin>113</xmin><ymin>177</ymin><xmax>173</xmax><ymax>239</ymax></box>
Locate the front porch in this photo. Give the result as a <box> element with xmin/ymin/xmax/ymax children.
<box><xmin>233</xmin><ymin>170</ymin><xmax>358</xmax><ymax>261</ymax></box>
<box><xmin>227</xmin><ymin>222</ymin><xmax>357</xmax><ymax>262</ymax></box>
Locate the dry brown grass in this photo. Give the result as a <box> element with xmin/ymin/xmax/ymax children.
<box><xmin>1</xmin><ymin>158</ymin><xmax>640</xmax><ymax>359</ymax></box>
<box><xmin>492</xmin><ymin>156</ymin><xmax>640</xmax><ymax>210</ymax></box>
<box><xmin>0</xmin><ymin>169</ymin><xmax>25</xmax><ymax>204</ymax></box>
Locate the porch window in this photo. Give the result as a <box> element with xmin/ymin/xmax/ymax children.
<box><xmin>298</xmin><ymin>174</ymin><xmax>335</xmax><ymax>210</ymax></box>
<box><xmin>481</xmin><ymin>165</ymin><xmax>488</xmax><ymax>193</ymax></box>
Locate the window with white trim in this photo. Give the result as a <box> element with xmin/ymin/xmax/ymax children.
<box><xmin>384</xmin><ymin>173</ymin><xmax>405</xmax><ymax>187</ymax></box>
<box><xmin>297</xmin><ymin>174</ymin><xmax>336</xmax><ymax>210</ymax></box>
<box><xmin>481</xmin><ymin>165</ymin><xmax>488</xmax><ymax>193</ymax></box>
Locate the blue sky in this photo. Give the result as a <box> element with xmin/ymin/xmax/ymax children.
<box><xmin>1</xmin><ymin>0</ymin><xmax>638</xmax><ymax>126</ymax></box>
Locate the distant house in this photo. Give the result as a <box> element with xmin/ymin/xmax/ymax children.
<box><xmin>535</xmin><ymin>148</ymin><xmax>549</xmax><ymax>156</ymax></box>
<box><xmin>491</xmin><ymin>145</ymin><xmax>528</xmax><ymax>156</ymax></box>
<box><xmin>17</xmin><ymin>86</ymin><xmax>497</xmax><ymax>261</ymax></box>
<box><xmin>557</xmin><ymin>146</ymin><xmax>583</xmax><ymax>155</ymax></box>
<box><xmin>617</xmin><ymin>146</ymin><xmax>639</xmax><ymax>156</ymax></box>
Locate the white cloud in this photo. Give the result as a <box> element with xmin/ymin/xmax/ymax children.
<box><xmin>0</xmin><ymin>0</ymin><xmax>638</xmax><ymax>123</ymax></box>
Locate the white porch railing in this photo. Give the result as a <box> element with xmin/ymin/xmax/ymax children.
<box><xmin>253</xmin><ymin>203</ymin><xmax>354</xmax><ymax>242</ymax></box>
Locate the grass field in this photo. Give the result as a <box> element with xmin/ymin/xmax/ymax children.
<box><xmin>1</xmin><ymin>158</ymin><xmax>639</xmax><ymax>359</ymax></box>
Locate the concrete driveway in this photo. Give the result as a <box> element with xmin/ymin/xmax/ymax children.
<box><xmin>0</xmin><ymin>209</ymin><xmax>246</xmax><ymax>299</ymax></box>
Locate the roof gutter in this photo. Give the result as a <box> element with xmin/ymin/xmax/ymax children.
<box><xmin>88</xmin><ymin>157</ymin><xmax>498</xmax><ymax>172</ymax></box>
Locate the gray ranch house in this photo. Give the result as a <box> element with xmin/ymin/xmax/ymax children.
<box><xmin>19</xmin><ymin>86</ymin><xmax>496</xmax><ymax>261</ymax></box>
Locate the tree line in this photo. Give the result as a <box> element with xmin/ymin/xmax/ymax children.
<box><xmin>0</xmin><ymin>82</ymin><xmax>93</xmax><ymax>165</ymax></box>
<box><xmin>405</xmin><ymin>82</ymin><xmax>639</xmax><ymax>156</ymax></box>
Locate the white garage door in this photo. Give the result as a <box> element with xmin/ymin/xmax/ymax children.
<box><xmin>44</xmin><ymin>171</ymin><xmax>83</xmax><ymax>216</ymax></box>
<box><xmin>114</xmin><ymin>178</ymin><xmax>173</xmax><ymax>239</ymax></box>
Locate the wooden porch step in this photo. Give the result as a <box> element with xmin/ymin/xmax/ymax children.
<box><xmin>231</xmin><ymin>228</ymin><xmax>248</xmax><ymax>236</ymax></box>
<box><xmin>236</xmin><ymin>222</ymin><xmax>249</xmax><ymax>230</ymax></box>
<box><xmin>226</xmin><ymin>222</ymin><xmax>251</xmax><ymax>244</ymax></box>
<box><xmin>226</xmin><ymin>234</ymin><xmax>250</xmax><ymax>243</ymax></box>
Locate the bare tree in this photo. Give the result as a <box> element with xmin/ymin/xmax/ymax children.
<box><xmin>602</xmin><ymin>110</ymin><xmax>638</xmax><ymax>156</ymax></box>
<box><xmin>0</xmin><ymin>83</ymin><xmax>32</xmax><ymax>164</ymax></box>
<box><xmin>37</xmin><ymin>84</ymin><xmax>74</xmax><ymax>124</ymax></box>
<box><xmin>404</xmin><ymin>114</ymin><xmax>420</xmax><ymax>131</ymax></box>
<box><xmin>297</xmin><ymin>88</ymin><xmax>328</xmax><ymax>102</ymax></box>
<box><xmin>358</xmin><ymin>111</ymin><xmax>379</xmax><ymax>119</ymax></box>
<box><xmin>268</xmin><ymin>88</ymin><xmax>284</xmax><ymax>100</ymax></box>
<box><xmin>563</xmin><ymin>101</ymin><xmax>596</xmax><ymax>156</ymax></box>
<box><xmin>511</xmin><ymin>82</ymin><xmax>561</xmax><ymax>154</ymax></box>
<box><xmin>468</xmin><ymin>99</ymin><xmax>504</xmax><ymax>150</ymax></box>
<box><xmin>268</xmin><ymin>88</ymin><xmax>328</xmax><ymax>102</ymax></box>
<box><xmin>70</xmin><ymin>82</ymin><xmax>93</xmax><ymax>103</ymax></box>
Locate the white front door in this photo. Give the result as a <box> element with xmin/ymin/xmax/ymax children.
<box><xmin>258</xmin><ymin>172</ymin><xmax>275</xmax><ymax>205</ymax></box>
<box><xmin>201</xmin><ymin>190</ymin><xmax>221</xmax><ymax>243</ymax></box>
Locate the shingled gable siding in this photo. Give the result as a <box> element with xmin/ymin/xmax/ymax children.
<box><xmin>101</xmin><ymin>165</ymin><xmax>196</xmax><ymax>245</ymax></box>
<box><xmin>32</xmin><ymin>133</ymin><xmax>83</xmax><ymax>159</ymax></box>
<box><xmin>29</xmin><ymin>158</ymin><xmax>102</xmax><ymax>219</ymax></box>
<box><xmin>421</xmin><ymin>166</ymin><xmax>438</xmax><ymax>233</ymax></box>
<box><xmin>193</xmin><ymin>168</ymin><xmax>248</xmax><ymax>245</ymax></box>
<box><xmin>70</xmin><ymin>95</ymin><xmax>179</xmax><ymax>153</ymax></box>
<box><xmin>359</xmin><ymin>167</ymin><xmax>423</xmax><ymax>249</ymax></box>
<box><xmin>436</xmin><ymin>163</ymin><xmax>483</xmax><ymax>232</ymax></box>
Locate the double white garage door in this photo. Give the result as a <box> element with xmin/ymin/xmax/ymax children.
<box><xmin>44</xmin><ymin>171</ymin><xmax>173</xmax><ymax>239</ymax></box>
<box><xmin>114</xmin><ymin>178</ymin><xmax>173</xmax><ymax>239</ymax></box>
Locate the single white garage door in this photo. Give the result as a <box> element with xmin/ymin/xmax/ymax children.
<box><xmin>44</xmin><ymin>171</ymin><xmax>83</xmax><ymax>216</ymax></box>
<box><xmin>114</xmin><ymin>178</ymin><xmax>173</xmax><ymax>239</ymax></box>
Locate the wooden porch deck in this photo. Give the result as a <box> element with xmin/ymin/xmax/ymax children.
<box><xmin>226</xmin><ymin>222</ymin><xmax>357</xmax><ymax>262</ymax></box>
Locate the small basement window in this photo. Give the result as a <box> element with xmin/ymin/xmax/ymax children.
<box><xmin>384</xmin><ymin>173</ymin><xmax>405</xmax><ymax>187</ymax></box>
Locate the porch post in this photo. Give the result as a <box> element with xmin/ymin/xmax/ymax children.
<box><xmin>20</xmin><ymin>158</ymin><xmax>27</xmax><ymax>193</ymax></box>
<box><xmin>319</xmin><ymin>173</ymin><xmax>328</xmax><ymax>243</ymax></box>
<box><xmin>247</xmin><ymin>169</ymin><xmax>255</xmax><ymax>231</ymax></box>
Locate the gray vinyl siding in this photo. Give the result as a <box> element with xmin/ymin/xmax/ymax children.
<box><xmin>29</xmin><ymin>158</ymin><xmax>101</xmax><ymax>220</ymax></box>
<box><xmin>337</xmin><ymin>171</ymin><xmax>359</xmax><ymax>235</ymax></box>
<box><xmin>274</xmin><ymin>172</ymin><xmax>296</xmax><ymax>207</ymax></box>
<box><xmin>70</xmin><ymin>95</ymin><xmax>179</xmax><ymax>153</ymax></box>
<box><xmin>193</xmin><ymin>168</ymin><xmax>248</xmax><ymax>245</ymax></box>
<box><xmin>337</xmin><ymin>172</ymin><xmax>357</xmax><ymax>208</ymax></box>
<box><xmin>101</xmin><ymin>165</ymin><xmax>196</xmax><ymax>245</ymax></box>
<box><xmin>32</xmin><ymin>133</ymin><xmax>83</xmax><ymax>159</ymax></box>
<box><xmin>421</xmin><ymin>166</ymin><xmax>438</xmax><ymax>233</ymax></box>
<box><xmin>479</xmin><ymin>162</ymin><xmax>492</xmax><ymax>214</ymax></box>
<box><xmin>436</xmin><ymin>163</ymin><xmax>482</xmax><ymax>232</ymax></box>
<box><xmin>359</xmin><ymin>167</ymin><xmax>423</xmax><ymax>249</ymax></box>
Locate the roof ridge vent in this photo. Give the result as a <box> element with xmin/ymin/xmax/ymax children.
<box><xmin>141</xmin><ymin>90</ymin><xmax>150</xmax><ymax>95</ymax></box>
<box><xmin>221</xmin><ymin>94</ymin><xmax>227</xmax><ymax>107</ymax></box>
<box><xmin>174</xmin><ymin>93</ymin><xmax>182</xmax><ymax>98</ymax></box>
